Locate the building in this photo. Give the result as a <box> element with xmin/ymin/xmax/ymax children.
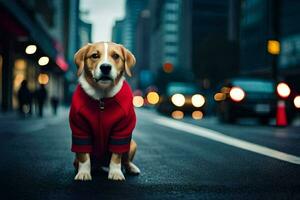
<box><xmin>0</xmin><ymin>0</ymin><xmax>80</xmax><ymax>112</ymax></box>
<box><xmin>78</xmin><ymin>19</ymin><xmax>92</xmax><ymax>47</ymax></box>
<box><xmin>240</xmin><ymin>0</ymin><xmax>300</xmax><ymax>91</ymax></box>
<box><xmin>148</xmin><ymin>0</ymin><xmax>184</xmax><ymax>91</ymax></box>
<box><xmin>147</xmin><ymin>0</ymin><xmax>236</xmax><ymax>91</ymax></box>
<box><xmin>239</xmin><ymin>0</ymin><xmax>271</xmax><ymax>76</ymax></box>
<box><xmin>111</xmin><ymin>0</ymin><xmax>147</xmax><ymax>89</ymax></box>
<box><xmin>135</xmin><ymin>9</ymin><xmax>152</xmax><ymax>90</ymax></box>
<box><xmin>122</xmin><ymin>0</ymin><xmax>147</xmax><ymax>54</ymax></box>
<box><xmin>112</xmin><ymin>19</ymin><xmax>125</xmax><ymax>44</ymax></box>
<box><xmin>184</xmin><ymin>0</ymin><xmax>235</xmax><ymax>88</ymax></box>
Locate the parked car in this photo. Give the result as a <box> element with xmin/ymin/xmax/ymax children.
<box><xmin>157</xmin><ymin>82</ymin><xmax>206</xmax><ymax>116</ymax></box>
<box><xmin>215</xmin><ymin>78</ymin><xmax>294</xmax><ymax>124</ymax></box>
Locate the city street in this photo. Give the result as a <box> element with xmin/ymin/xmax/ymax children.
<box><xmin>0</xmin><ymin>108</ymin><xmax>300</xmax><ymax>199</ymax></box>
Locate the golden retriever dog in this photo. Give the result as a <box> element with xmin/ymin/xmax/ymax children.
<box><xmin>70</xmin><ymin>42</ymin><xmax>140</xmax><ymax>181</ymax></box>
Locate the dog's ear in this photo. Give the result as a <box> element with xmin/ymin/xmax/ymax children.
<box><xmin>120</xmin><ymin>45</ymin><xmax>136</xmax><ymax>77</ymax></box>
<box><xmin>74</xmin><ymin>43</ymin><xmax>91</xmax><ymax>76</ymax></box>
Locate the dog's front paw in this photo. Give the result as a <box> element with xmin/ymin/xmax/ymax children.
<box><xmin>126</xmin><ymin>162</ymin><xmax>141</xmax><ymax>175</ymax></box>
<box><xmin>74</xmin><ymin>158</ymin><xmax>92</xmax><ymax>181</ymax></box>
<box><xmin>74</xmin><ymin>171</ymin><xmax>92</xmax><ymax>181</ymax></box>
<box><xmin>108</xmin><ymin>162</ymin><xmax>125</xmax><ymax>181</ymax></box>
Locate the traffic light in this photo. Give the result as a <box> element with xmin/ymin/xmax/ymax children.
<box><xmin>267</xmin><ymin>40</ymin><xmax>280</xmax><ymax>55</ymax></box>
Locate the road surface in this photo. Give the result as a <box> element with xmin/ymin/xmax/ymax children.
<box><xmin>0</xmin><ymin>108</ymin><xmax>299</xmax><ymax>199</ymax></box>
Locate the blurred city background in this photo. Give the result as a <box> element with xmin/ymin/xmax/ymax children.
<box><xmin>0</xmin><ymin>0</ymin><xmax>300</xmax><ymax>199</ymax></box>
<box><xmin>0</xmin><ymin>0</ymin><xmax>299</xmax><ymax>123</ymax></box>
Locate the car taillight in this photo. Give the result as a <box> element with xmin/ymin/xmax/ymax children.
<box><xmin>229</xmin><ymin>87</ymin><xmax>245</xmax><ymax>102</ymax></box>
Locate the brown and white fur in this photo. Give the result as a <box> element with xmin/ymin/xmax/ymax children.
<box><xmin>73</xmin><ymin>42</ymin><xmax>140</xmax><ymax>181</ymax></box>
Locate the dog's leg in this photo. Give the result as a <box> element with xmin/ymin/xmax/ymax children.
<box><xmin>123</xmin><ymin>140</ymin><xmax>140</xmax><ymax>175</ymax></box>
<box><xmin>108</xmin><ymin>153</ymin><xmax>125</xmax><ymax>181</ymax></box>
<box><xmin>74</xmin><ymin>153</ymin><xmax>92</xmax><ymax>181</ymax></box>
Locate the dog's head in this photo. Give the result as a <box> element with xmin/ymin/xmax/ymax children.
<box><xmin>74</xmin><ymin>42</ymin><xmax>135</xmax><ymax>89</ymax></box>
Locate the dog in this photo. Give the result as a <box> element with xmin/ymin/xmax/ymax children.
<box><xmin>69</xmin><ymin>42</ymin><xmax>140</xmax><ymax>181</ymax></box>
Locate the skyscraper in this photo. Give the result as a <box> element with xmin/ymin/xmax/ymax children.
<box><xmin>122</xmin><ymin>0</ymin><xmax>147</xmax><ymax>54</ymax></box>
<box><xmin>112</xmin><ymin>19</ymin><xmax>125</xmax><ymax>44</ymax></box>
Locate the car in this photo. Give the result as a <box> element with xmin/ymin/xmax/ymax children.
<box><xmin>214</xmin><ymin>77</ymin><xmax>294</xmax><ymax>124</ymax></box>
<box><xmin>156</xmin><ymin>82</ymin><xmax>206</xmax><ymax>118</ymax></box>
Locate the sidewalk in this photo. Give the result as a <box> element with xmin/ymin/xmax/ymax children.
<box><xmin>0</xmin><ymin>106</ymin><xmax>70</xmax><ymax>134</ymax></box>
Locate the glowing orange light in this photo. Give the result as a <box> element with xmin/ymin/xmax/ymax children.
<box><xmin>15</xmin><ymin>59</ymin><xmax>26</xmax><ymax>70</ymax></box>
<box><xmin>268</xmin><ymin>40</ymin><xmax>280</xmax><ymax>55</ymax></box>
<box><xmin>192</xmin><ymin>111</ymin><xmax>203</xmax><ymax>120</ymax></box>
<box><xmin>214</xmin><ymin>93</ymin><xmax>226</xmax><ymax>101</ymax></box>
<box><xmin>147</xmin><ymin>92</ymin><xmax>160</xmax><ymax>105</ymax></box>
<box><xmin>163</xmin><ymin>62</ymin><xmax>173</xmax><ymax>73</ymax></box>
<box><xmin>171</xmin><ymin>110</ymin><xmax>184</xmax><ymax>119</ymax></box>
<box><xmin>38</xmin><ymin>73</ymin><xmax>49</xmax><ymax>85</ymax></box>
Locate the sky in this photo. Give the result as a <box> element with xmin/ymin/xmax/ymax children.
<box><xmin>80</xmin><ymin>0</ymin><xmax>125</xmax><ymax>42</ymax></box>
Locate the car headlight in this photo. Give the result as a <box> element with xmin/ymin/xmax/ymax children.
<box><xmin>191</xmin><ymin>94</ymin><xmax>205</xmax><ymax>107</ymax></box>
<box><xmin>229</xmin><ymin>87</ymin><xmax>245</xmax><ymax>102</ymax></box>
<box><xmin>171</xmin><ymin>93</ymin><xmax>185</xmax><ymax>107</ymax></box>
<box><xmin>294</xmin><ymin>95</ymin><xmax>300</xmax><ymax>108</ymax></box>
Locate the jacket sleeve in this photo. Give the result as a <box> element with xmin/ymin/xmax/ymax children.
<box><xmin>109</xmin><ymin>106</ymin><xmax>136</xmax><ymax>153</ymax></box>
<box><xmin>69</xmin><ymin>106</ymin><xmax>93</xmax><ymax>153</ymax></box>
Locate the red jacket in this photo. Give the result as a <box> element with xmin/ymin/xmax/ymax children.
<box><xmin>69</xmin><ymin>80</ymin><xmax>136</xmax><ymax>164</ymax></box>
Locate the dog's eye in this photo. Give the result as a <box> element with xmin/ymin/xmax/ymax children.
<box><xmin>91</xmin><ymin>53</ymin><xmax>99</xmax><ymax>59</ymax></box>
<box><xmin>112</xmin><ymin>53</ymin><xmax>120</xmax><ymax>60</ymax></box>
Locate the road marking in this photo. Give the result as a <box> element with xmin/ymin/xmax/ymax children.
<box><xmin>154</xmin><ymin>117</ymin><xmax>300</xmax><ymax>165</ymax></box>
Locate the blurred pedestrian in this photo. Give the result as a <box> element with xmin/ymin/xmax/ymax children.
<box><xmin>35</xmin><ymin>84</ymin><xmax>48</xmax><ymax>117</ymax></box>
<box><xmin>50</xmin><ymin>96</ymin><xmax>59</xmax><ymax>115</ymax></box>
<box><xmin>17</xmin><ymin>80</ymin><xmax>32</xmax><ymax>117</ymax></box>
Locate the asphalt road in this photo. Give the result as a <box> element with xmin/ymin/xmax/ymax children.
<box><xmin>0</xmin><ymin>108</ymin><xmax>300</xmax><ymax>199</ymax></box>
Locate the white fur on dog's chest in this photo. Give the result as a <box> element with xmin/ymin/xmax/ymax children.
<box><xmin>79</xmin><ymin>72</ymin><xmax>125</xmax><ymax>100</ymax></box>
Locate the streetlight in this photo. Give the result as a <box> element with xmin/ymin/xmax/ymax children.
<box><xmin>38</xmin><ymin>56</ymin><xmax>49</xmax><ymax>66</ymax></box>
<box><xmin>25</xmin><ymin>45</ymin><xmax>37</xmax><ymax>54</ymax></box>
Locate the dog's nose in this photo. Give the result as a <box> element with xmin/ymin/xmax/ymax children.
<box><xmin>100</xmin><ymin>63</ymin><xmax>111</xmax><ymax>75</ymax></box>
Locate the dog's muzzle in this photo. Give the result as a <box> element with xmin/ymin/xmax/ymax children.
<box><xmin>100</xmin><ymin>63</ymin><xmax>112</xmax><ymax>75</ymax></box>
<box><xmin>93</xmin><ymin>75</ymin><xmax>113</xmax><ymax>82</ymax></box>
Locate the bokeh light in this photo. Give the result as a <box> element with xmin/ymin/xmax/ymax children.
<box><xmin>192</xmin><ymin>111</ymin><xmax>203</xmax><ymax>120</ymax></box>
<box><xmin>147</xmin><ymin>92</ymin><xmax>160</xmax><ymax>105</ymax></box>
<box><xmin>191</xmin><ymin>94</ymin><xmax>205</xmax><ymax>107</ymax></box>
<box><xmin>214</xmin><ymin>93</ymin><xmax>226</xmax><ymax>101</ymax></box>
<box><xmin>171</xmin><ymin>93</ymin><xmax>185</xmax><ymax>107</ymax></box>
<box><xmin>38</xmin><ymin>73</ymin><xmax>49</xmax><ymax>85</ymax></box>
<box><xmin>171</xmin><ymin>110</ymin><xmax>184</xmax><ymax>119</ymax></box>
<box><xmin>277</xmin><ymin>82</ymin><xmax>290</xmax><ymax>98</ymax></box>
<box><xmin>163</xmin><ymin>62</ymin><xmax>173</xmax><ymax>73</ymax></box>
<box><xmin>133</xmin><ymin>96</ymin><xmax>144</xmax><ymax>107</ymax></box>
<box><xmin>294</xmin><ymin>96</ymin><xmax>300</xmax><ymax>108</ymax></box>
<box><xmin>38</xmin><ymin>56</ymin><xmax>49</xmax><ymax>66</ymax></box>
<box><xmin>25</xmin><ymin>45</ymin><xmax>37</xmax><ymax>55</ymax></box>
<box><xmin>230</xmin><ymin>87</ymin><xmax>245</xmax><ymax>102</ymax></box>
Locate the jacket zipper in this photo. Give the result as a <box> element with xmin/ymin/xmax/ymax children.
<box><xmin>99</xmin><ymin>98</ymin><xmax>105</xmax><ymax>111</ymax></box>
